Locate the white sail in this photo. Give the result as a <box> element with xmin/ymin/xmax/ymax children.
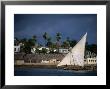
<box><xmin>57</xmin><ymin>33</ymin><xmax>87</xmax><ymax>67</ymax></box>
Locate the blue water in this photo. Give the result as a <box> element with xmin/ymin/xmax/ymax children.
<box><xmin>14</xmin><ymin>68</ymin><xmax>97</xmax><ymax>76</ymax></box>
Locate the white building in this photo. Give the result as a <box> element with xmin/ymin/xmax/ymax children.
<box><xmin>14</xmin><ymin>60</ymin><xmax>24</xmax><ymax>65</ymax></box>
<box><xmin>31</xmin><ymin>47</ymin><xmax>50</xmax><ymax>54</ymax></box>
<box><xmin>41</xmin><ymin>59</ymin><xmax>60</xmax><ymax>64</ymax></box>
<box><xmin>38</xmin><ymin>47</ymin><xmax>50</xmax><ymax>53</ymax></box>
<box><xmin>59</xmin><ymin>48</ymin><xmax>69</xmax><ymax>54</ymax></box>
<box><xmin>14</xmin><ymin>45</ymin><xmax>20</xmax><ymax>52</ymax></box>
<box><xmin>49</xmin><ymin>59</ymin><xmax>57</xmax><ymax>64</ymax></box>
<box><xmin>31</xmin><ymin>47</ymin><xmax>36</xmax><ymax>54</ymax></box>
<box><xmin>41</xmin><ymin>60</ymin><xmax>49</xmax><ymax>63</ymax></box>
<box><xmin>84</xmin><ymin>57</ymin><xmax>97</xmax><ymax>65</ymax></box>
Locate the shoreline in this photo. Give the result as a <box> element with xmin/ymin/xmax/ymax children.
<box><xmin>14</xmin><ymin>64</ymin><xmax>97</xmax><ymax>71</ymax></box>
<box><xmin>14</xmin><ymin>64</ymin><xmax>57</xmax><ymax>69</ymax></box>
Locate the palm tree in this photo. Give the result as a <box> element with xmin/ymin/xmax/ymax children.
<box><xmin>32</xmin><ymin>35</ymin><xmax>37</xmax><ymax>42</ymax></box>
<box><xmin>66</xmin><ymin>37</ymin><xmax>70</xmax><ymax>48</ymax></box>
<box><xmin>62</xmin><ymin>41</ymin><xmax>70</xmax><ymax>48</ymax></box>
<box><xmin>56</xmin><ymin>32</ymin><xmax>61</xmax><ymax>42</ymax></box>
<box><xmin>66</xmin><ymin>37</ymin><xmax>70</xmax><ymax>42</ymax></box>
<box><xmin>47</xmin><ymin>37</ymin><xmax>52</xmax><ymax>47</ymax></box>
<box><xmin>32</xmin><ymin>35</ymin><xmax>37</xmax><ymax>46</ymax></box>
<box><xmin>56</xmin><ymin>32</ymin><xmax>61</xmax><ymax>52</ymax></box>
<box><xmin>43</xmin><ymin>32</ymin><xmax>48</xmax><ymax>47</ymax></box>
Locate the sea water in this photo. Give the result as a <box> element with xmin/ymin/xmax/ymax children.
<box><xmin>14</xmin><ymin>67</ymin><xmax>97</xmax><ymax>76</ymax></box>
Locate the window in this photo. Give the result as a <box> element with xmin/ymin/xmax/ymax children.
<box><xmin>18</xmin><ymin>48</ymin><xmax>19</xmax><ymax>51</ymax></box>
<box><xmin>14</xmin><ymin>48</ymin><xmax>16</xmax><ymax>51</ymax></box>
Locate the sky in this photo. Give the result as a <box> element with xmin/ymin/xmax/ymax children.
<box><xmin>14</xmin><ymin>14</ymin><xmax>97</xmax><ymax>45</ymax></box>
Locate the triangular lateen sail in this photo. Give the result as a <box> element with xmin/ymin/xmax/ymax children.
<box><xmin>57</xmin><ymin>33</ymin><xmax>87</xmax><ymax>67</ymax></box>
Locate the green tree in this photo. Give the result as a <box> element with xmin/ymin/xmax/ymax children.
<box><xmin>35</xmin><ymin>48</ymin><xmax>40</xmax><ymax>54</ymax></box>
<box><xmin>56</xmin><ymin>32</ymin><xmax>61</xmax><ymax>52</ymax></box>
<box><xmin>66</xmin><ymin>37</ymin><xmax>70</xmax><ymax>42</ymax></box>
<box><xmin>19</xmin><ymin>38</ymin><xmax>27</xmax><ymax>53</ymax></box>
<box><xmin>22</xmin><ymin>40</ymin><xmax>31</xmax><ymax>53</ymax></box>
<box><xmin>20</xmin><ymin>36</ymin><xmax>37</xmax><ymax>54</ymax></box>
<box><xmin>43</xmin><ymin>32</ymin><xmax>48</xmax><ymax>47</ymax></box>
<box><xmin>62</xmin><ymin>41</ymin><xmax>70</xmax><ymax>48</ymax></box>
<box><xmin>69</xmin><ymin>40</ymin><xmax>77</xmax><ymax>47</ymax></box>
<box><xmin>56</xmin><ymin>32</ymin><xmax>61</xmax><ymax>42</ymax></box>
<box><xmin>66</xmin><ymin>37</ymin><xmax>70</xmax><ymax>48</ymax></box>
<box><xmin>14</xmin><ymin>37</ymin><xmax>19</xmax><ymax>45</ymax></box>
<box><xmin>42</xmin><ymin>48</ymin><xmax>48</xmax><ymax>54</ymax></box>
<box><xmin>46</xmin><ymin>37</ymin><xmax>52</xmax><ymax>47</ymax></box>
<box><xmin>29</xmin><ymin>35</ymin><xmax>37</xmax><ymax>46</ymax></box>
<box><xmin>86</xmin><ymin>44</ymin><xmax>97</xmax><ymax>54</ymax></box>
<box><xmin>32</xmin><ymin>35</ymin><xmax>37</xmax><ymax>43</ymax></box>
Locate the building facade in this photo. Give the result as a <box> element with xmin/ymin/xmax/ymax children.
<box><xmin>59</xmin><ymin>48</ymin><xmax>69</xmax><ymax>54</ymax></box>
<box><xmin>14</xmin><ymin>45</ymin><xmax>20</xmax><ymax>52</ymax></box>
<box><xmin>84</xmin><ymin>57</ymin><xmax>97</xmax><ymax>65</ymax></box>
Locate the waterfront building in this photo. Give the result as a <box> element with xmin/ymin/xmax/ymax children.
<box><xmin>31</xmin><ymin>47</ymin><xmax>36</xmax><ymax>54</ymax></box>
<box><xmin>41</xmin><ymin>60</ymin><xmax>49</xmax><ymax>63</ymax></box>
<box><xmin>38</xmin><ymin>47</ymin><xmax>50</xmax><ymax>53</ymax></box>
<box><xmin>14</xmin><ymin>59</ymin><xmax>24</xmax><ymax>65</ymax></box>
<box><xmin>59</xmin><ymin>48</ymin><xmax>69</xmax><ymax>54</ymax></box>
<box><xmin>49</xmin><ymin>59</ymin><xmax>56</xmax><ymax>64</ymax></box>
<box><xmin>84</xmin><ymin>57</ymin><xmax>97</xmax><ymax>65</ymax></box>
<box><xmin>14</xmin><ymin>45</ymin><xmax>20</xmax><ymax>53</ymax></box>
